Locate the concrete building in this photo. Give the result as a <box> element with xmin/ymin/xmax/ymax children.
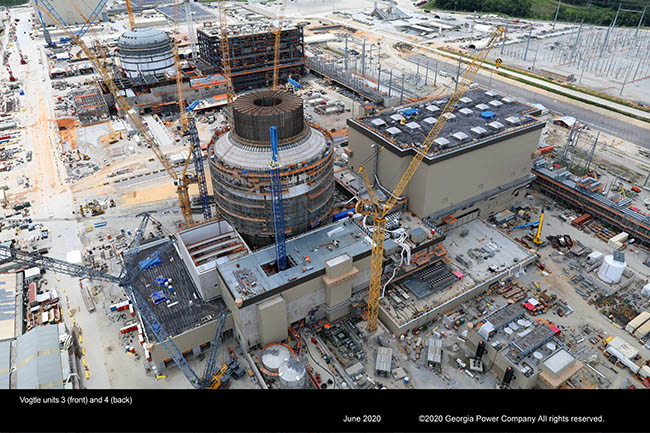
<box><xmin>215</xmin><ymin>219</ymin><xmax>373</xmax><ymax>350</ymax></box>
<box><xmin>346</xmin><ymin>88</ymin><xmax>544</xmax><ymax>225</ymax></box>
<box><xmin>197</xmin><ymin>23</ymin><xmax>305</xmax><ymax>92</ymax></box>
<box><xmin>210</xmin><ymin>90</ymin><xmax>334</xmax><ymax>247</ymax></box>
<box><xmin>14</xmin><ymin>324</ymin><xmax>79</xmax><ymax>389</ymax></box>
<box><xmin>117</xmin><ymin>28</ymin><xmax>176</xmax><ymax>79</ymax></box>
<box><xmin>128</xmin><ymin>237</ymin><xmax>232</xmax><ymax>371</ymax></box>
<box><xmin>533</xmin><ymin>159</ymin><xmax>650</xmax><ymax>247</ymax></box>
<box><xmin>466</xmin><ymin>303</ymin><xmax>582</xmax><ymax>389</ymax></box>
<box><xmin>34</xmin><ymin>0</ymin><xmax>108</xmax><ymax>27</ymax></box>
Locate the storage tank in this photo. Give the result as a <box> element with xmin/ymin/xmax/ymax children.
<box><xmin>260</xmin><ymin>343</ymin><xmax>292</xmax><ymax>376</ymax></box>
<box><xmin>533</xmin><ymin>351</ymin><xmax>543</xmax><ymax>365</ymax></box>
<box><xmin>598</xmin><ymin>252</ymin><xmax>627</xmax><ymax>284</ymax></box>
<box><xmin>504</xmin><ymin>327</ymin><xmax>514</xmax><ymax>340</ymax></box>
<box><xmin>546</xmin><ymin>342</ymin><xmax>556</xmax><ymax>352</ymax></box>
<box><xmin>278</xmin><ymin>356</ymin><xmax>307</xmax><ymax>389</ymax></box>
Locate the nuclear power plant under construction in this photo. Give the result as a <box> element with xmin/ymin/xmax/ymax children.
<box><xmin>4</xmin><ymin>0</ymin><xmax>648</xmax><ymax>402</ymax></box>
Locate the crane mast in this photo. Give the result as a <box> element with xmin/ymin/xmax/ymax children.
<box><xmin>356</xmin><ymin>26</ymin><xmax>507</xmax><ymax>332</ymax></box>
<box><xmin>272</xmin><ymin>0</ymin><xmax>288</xmax><ymax>90</ymax></box>
<box><xmin>37</xmin><ymin>3</ymin><xmax>196</xmax><ymax>226</ymax></box>
<box><xmin>216</xmin><ymin>0</ymin><xmax>235</xmax><ymax>128</ymax></box>
<box><xmin>126</xmin><ymin>0</ymin><xmax>136</xmax><ymax>30</ymax></box>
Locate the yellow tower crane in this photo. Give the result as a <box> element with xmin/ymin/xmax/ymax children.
<box><xmin>126</xmin><ymin>0</ymin><xmax>136</xmax><ymax>30</ymax></box>
<box><xmin>37</xmin><ymin>5</ymin><xmax>196</xmax><ymax>226</ymax></box>
<box><xmin>356</xmin><ymin>26</ymin><xmax>507</xmax><ymax>332</ymax></box>
<box><xmin>216</xmin><ymin>0</ymin><xmax>235</xmax><ymax>128</ymax></box>
<box><xmin>532</xmin><ymin>211</ymin><xmax>545</xmax><ymax>245</ymax></box>
<box><xmin>272</xmin><ymin>0</ymin><xmax>288</xmax><ymax>90</ymax></box>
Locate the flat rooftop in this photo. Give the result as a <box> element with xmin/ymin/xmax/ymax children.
<box><xmin>511</xmin><ymin>323</ymin><xmax>556</xmax><ymax>356</ymax></box>
<box><xmin>380</xmin><ymin>218</ymin><xmax>536</xmax><ymax>329</ymax></box>
<box><xmin>348</xmin><ymin>88</ymin><xmax>543</xmax><ymax>163</ymax></box>
<box><xmin>131</xmin><ymin>239</ymin><xmax>226</xmax><ymax>338</ymax></box>
<box><xmin>178</xmin><ymin>220</ymin><xmax>249</xmax><ymax>268</ymax></box>
<box><xmin>216</xmin><ymin>220</ymin><xmax>371</xmax><ymax>307</ymax></box>
<box><xmin>198</xmin><ymin>23</ymin><xmax>300</xmax><ymax>38</ymax></box>
<box><xmin>0</xmin><ymin>272</ymin><xmax>16</xmax><ymax>341</ymax></box>
<box><xmin>483</xmin><ymin>302</ymin><xmax>526</xmax><ymax>331</ymax></box>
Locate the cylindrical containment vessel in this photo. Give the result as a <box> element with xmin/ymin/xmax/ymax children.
<box><xmin>118</xmin><ymin>28</ymin><xmax>176</xmax><ymax>78</ymax></box>
<box><xmin>210</xmin><ymin>90</ymin><xmax>334</xmax><ymax>247</ymax></box>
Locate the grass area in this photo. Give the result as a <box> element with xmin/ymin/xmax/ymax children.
<box><xmin>422</xmin><ymin>0</ymin><xmax>647</xmax><ymax>27</ymax></box>
<box><xmin>0</xmin><ymin>0</ymin><xmax>28</xmax><ymax>5</ymax></box>
<box><xmin>322</xmin><ymin>46</ymin><xmax>344</xmax><ymax>57</ymax></box>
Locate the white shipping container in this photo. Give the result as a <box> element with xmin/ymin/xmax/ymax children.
<box><xmin>625</xmin><ymin>311</ymin><xmax>650</xmax><ymax>334</ymax></box>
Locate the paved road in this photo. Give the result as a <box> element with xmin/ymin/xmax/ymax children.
<box><xmin>406</xmin><ymin>54</ymin><xmax>650</xmax><ymax>147</ymax></box>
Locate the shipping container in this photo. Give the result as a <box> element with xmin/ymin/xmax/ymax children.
<box><xmin>634</xmin><ymin>320</ymin><xmax>650</xmax><ymax>339</ymax></box>
<box><xmin>625</xmin><ymin>311</ymin><xmax>650</xmax><ymax>334</ymax></box>
<box><xmin>571</xmin><ymin>213</ymin><xmax>591</xmax><ymax>227</ymax></box>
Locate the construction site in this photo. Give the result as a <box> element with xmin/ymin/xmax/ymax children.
<box><xmin>0</xmin><ymin>0</ymin><xmax>648</xmax><ymax>396</ymax></box>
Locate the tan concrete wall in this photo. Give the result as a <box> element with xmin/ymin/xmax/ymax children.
<box><xmin>257</xmin><ymin>296</ymin><xmax>288</xmax><ymax>346</ymax></box>
<box><xmin>325</xmin><ymin>279</ymin><xmax>352</xmax><ymax>307</ymax></box>
<box><xmin>36</xmin><ymin>0</ymin><xmax>107</xmax><ymax>26</ymax></box>
<box><xmin>151</xmin><ymin>314</ymin><xmax>235</xmax><ymax>365</ymax></box>
<box><xmin>348</xmin><ymin>127</ymin><xmax>542</xmax><ymax>217</ymax></box>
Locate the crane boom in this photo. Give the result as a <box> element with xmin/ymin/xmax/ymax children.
<box><xmin>272</xmin><ymin>0</ymin><xmax>288</xmax><ymax>90</ymax></box>
<box><xmin>216</xmin><ymin>0</ymin><xmax>235</xmax><ymax>128</ymax></box>
<box><xmin>126</xmin><ymin>0</ymin><xmax>136</xmax><ymax>30</ymax></box>
<box><xmin>532</xmin><ymin>212</ymin><xmax>544</xmax><ymax>245</ymax></box>
<box><xmin>37</xmin><ymin>3</ymin><xmax>196</xmax><ymax>225</ymax></box>
<box><xmin>384</xmin><ymin>27</ymin><xmax>507</xmax><ymax>212</ymax></box>
<box><xmin>356</xmin><ymin>26</ymin><xmax>507</xmax><ymax>332</ymax></box>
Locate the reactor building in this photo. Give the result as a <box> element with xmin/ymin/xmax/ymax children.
<box><xmin>210</xmin><ymin>90</ymin><xmax>334</xmax><ymax>247</ymax></box>
<box><xmin>117</xmin><ymin>27</ymin><xmax>176</xmax><ymax>78</ymax></box>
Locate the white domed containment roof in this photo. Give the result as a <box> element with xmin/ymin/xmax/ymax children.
<box><xmin>598</xmin><ymin>252</ymin><xmax>626</xmax><ymax>284</ymax></box>
<box><xmin>118</xmin><ymin>28</ymin><xmax>175</xmax><ymax>78</ymax></box>
<box><xmin>260</xmin><ymin>344</ymin><xmax>291</xmax><ymax>374</ymax></box>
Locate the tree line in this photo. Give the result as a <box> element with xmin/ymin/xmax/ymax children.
<box><xmin>426</xmin><ymin>0</ymin><xmax>650</xmax><ymax>27</ymax></box>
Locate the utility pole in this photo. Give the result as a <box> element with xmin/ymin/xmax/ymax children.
<box><xmin>584</xmin><ymin>131</ymin><xmax>600</xmax><ymax>175</ymax></box>
<box><xmin>400</xmin><ymin>74</ymin><xmax>405</xmax><ymax>104</ymax></box>
<box><xmin>434</xmin><ymin>60</ymin><xmax>438</xmax><ymax>86</ymax></box>
<box><xmin>600</xmin><ymin>4</ymin><xmax>621</xmax><ymax>58</ymax></box>
<box><xmin>377</xmin><ymin>64</ymin><xmax>381</xmax><ymax>91</ymax></box>
<box><xmin>415</xmin><ymin>62</ymin><xmax>420</xmax><ymax>85</ymax></box>
<box><xmin>424</xmin><ymin>61</ymin><xmax>429</xmax><ymax>85</ymax></box>
<box><xmin>524</xmin><ymin>28</ymin><xmax>532</xmax><ymax>62</ymax></box>
<box><xmin>455</xmin><ymin>54</ymin><xmax>461</xmax><ymax>91</ymax></box>
<box><xmin>552</xmin><ymin>0</ymin><xmax>562</xmax><ymax>32</ymax></box>
<box><xmin>344</xmin><ymin>34</ymin><xmax>349</xmax><ymax>71</ymax></box>
<box><xmin>636</xmin><ymin>6</ymin><xmax>646</xmax><ymax>38</ymax></box>
<box><xmin>362</xmin><ymin>39</ymin><xmax>366</xmax><ymax>77</ymax></box>
<box><xmin>388</xmin><ymin>69</ymin><xmax>393</xmax><ymax>96</ymax></box>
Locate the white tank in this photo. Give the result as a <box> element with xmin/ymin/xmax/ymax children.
<box><xmin>598</xmin><ymin>254</ymin><xmax>626</xmax><ymax>284</ymax></box>
<box><xmin>278</xmin><ymin>356</ymin><xmax>307</xmax><ymax>389</ymax></box>
<box><xmin>504</xmin><ymin>327</ymin><xmax>514</xmax><ymax>340</ymax></box>
<box><xmin>546</xmin><ymin>342</ymin><xmax>556</xmax><ymax>352</ymax></box>
<box><xmin>260</xmin><ymin>344</ymin><xmax>291</xmax><ymax>375</ymax></box>
<box><xmin>508</xmin><ymin>322</ymin><xmax>519</xmax><ymax>331</ymax></box>
<box><xmin>533</xmin><ymin>351</ymin><xmax>543</xmax><ymax>365</ymax></box>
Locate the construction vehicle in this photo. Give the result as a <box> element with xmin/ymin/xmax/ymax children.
<box><xmin>209</xmin><ymin>363</ymin><xmax>230</xmax><ymax>389</ymax></box>
<box><xmin>620</xmin><ymin>184</ymin><xmax>626</xmax><ymax>199</ymax></box>
<box><xmin>37</xmin><ymin>2</ymin><xmax>198</xmax><ymax>226</ymax></box>
<box><xmin>79</xmin><ymin>204</ymin><xmax>104</xmax><ymax>217</ymax></box>
<box><xmin>354</xmin><ymin>26</ymin><xmax>507</xmax><ymax>332</ymax></box>
<box><xmin>532</xmin><ymin>211</ymin><xmax>544</xmax><ymax>245</ymax></box>
<box><xmin>507</xmin><ymin>220</ymin><xmax>539</xmax><ymax>233</ymax></box>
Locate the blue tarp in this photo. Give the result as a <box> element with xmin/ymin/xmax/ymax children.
<box><xmin>152</xmin><ymin>290</ymin><xmax>167</xmax><ymax>305</ymax></box>
<box><xmin>138</xmin><ymin>251</ymin><xmax>161</xmax><ymax>270</ymax></box>
<box><xmin>481</xmin><ymin>111</ymin><xmax>495</xmax><ymax>119</ymax></box>
<box><xmin>287</xmin><ymin>77</ymin><xmax>301</xmax><ymax>88</ymax></box>
<box><xmin>400</xmin><ymin>108</ymin><xmax>419</xmax><ymax>117</ymax></box>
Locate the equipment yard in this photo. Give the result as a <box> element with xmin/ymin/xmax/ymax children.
<box><xmin>0</xmin><ymin>0</ymin><xmax>648</xmax><ymax>397</ymax></box>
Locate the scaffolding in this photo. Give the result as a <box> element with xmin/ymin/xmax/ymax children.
<box><xmin>72</xmin><ymin>87</ymin><xmax>110</xmax><ymax>125</ymax></box>
<box><xmin>197</xmin><ymin>24</ymin><xmax>305</xmax><ymax>91</ymax></box>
